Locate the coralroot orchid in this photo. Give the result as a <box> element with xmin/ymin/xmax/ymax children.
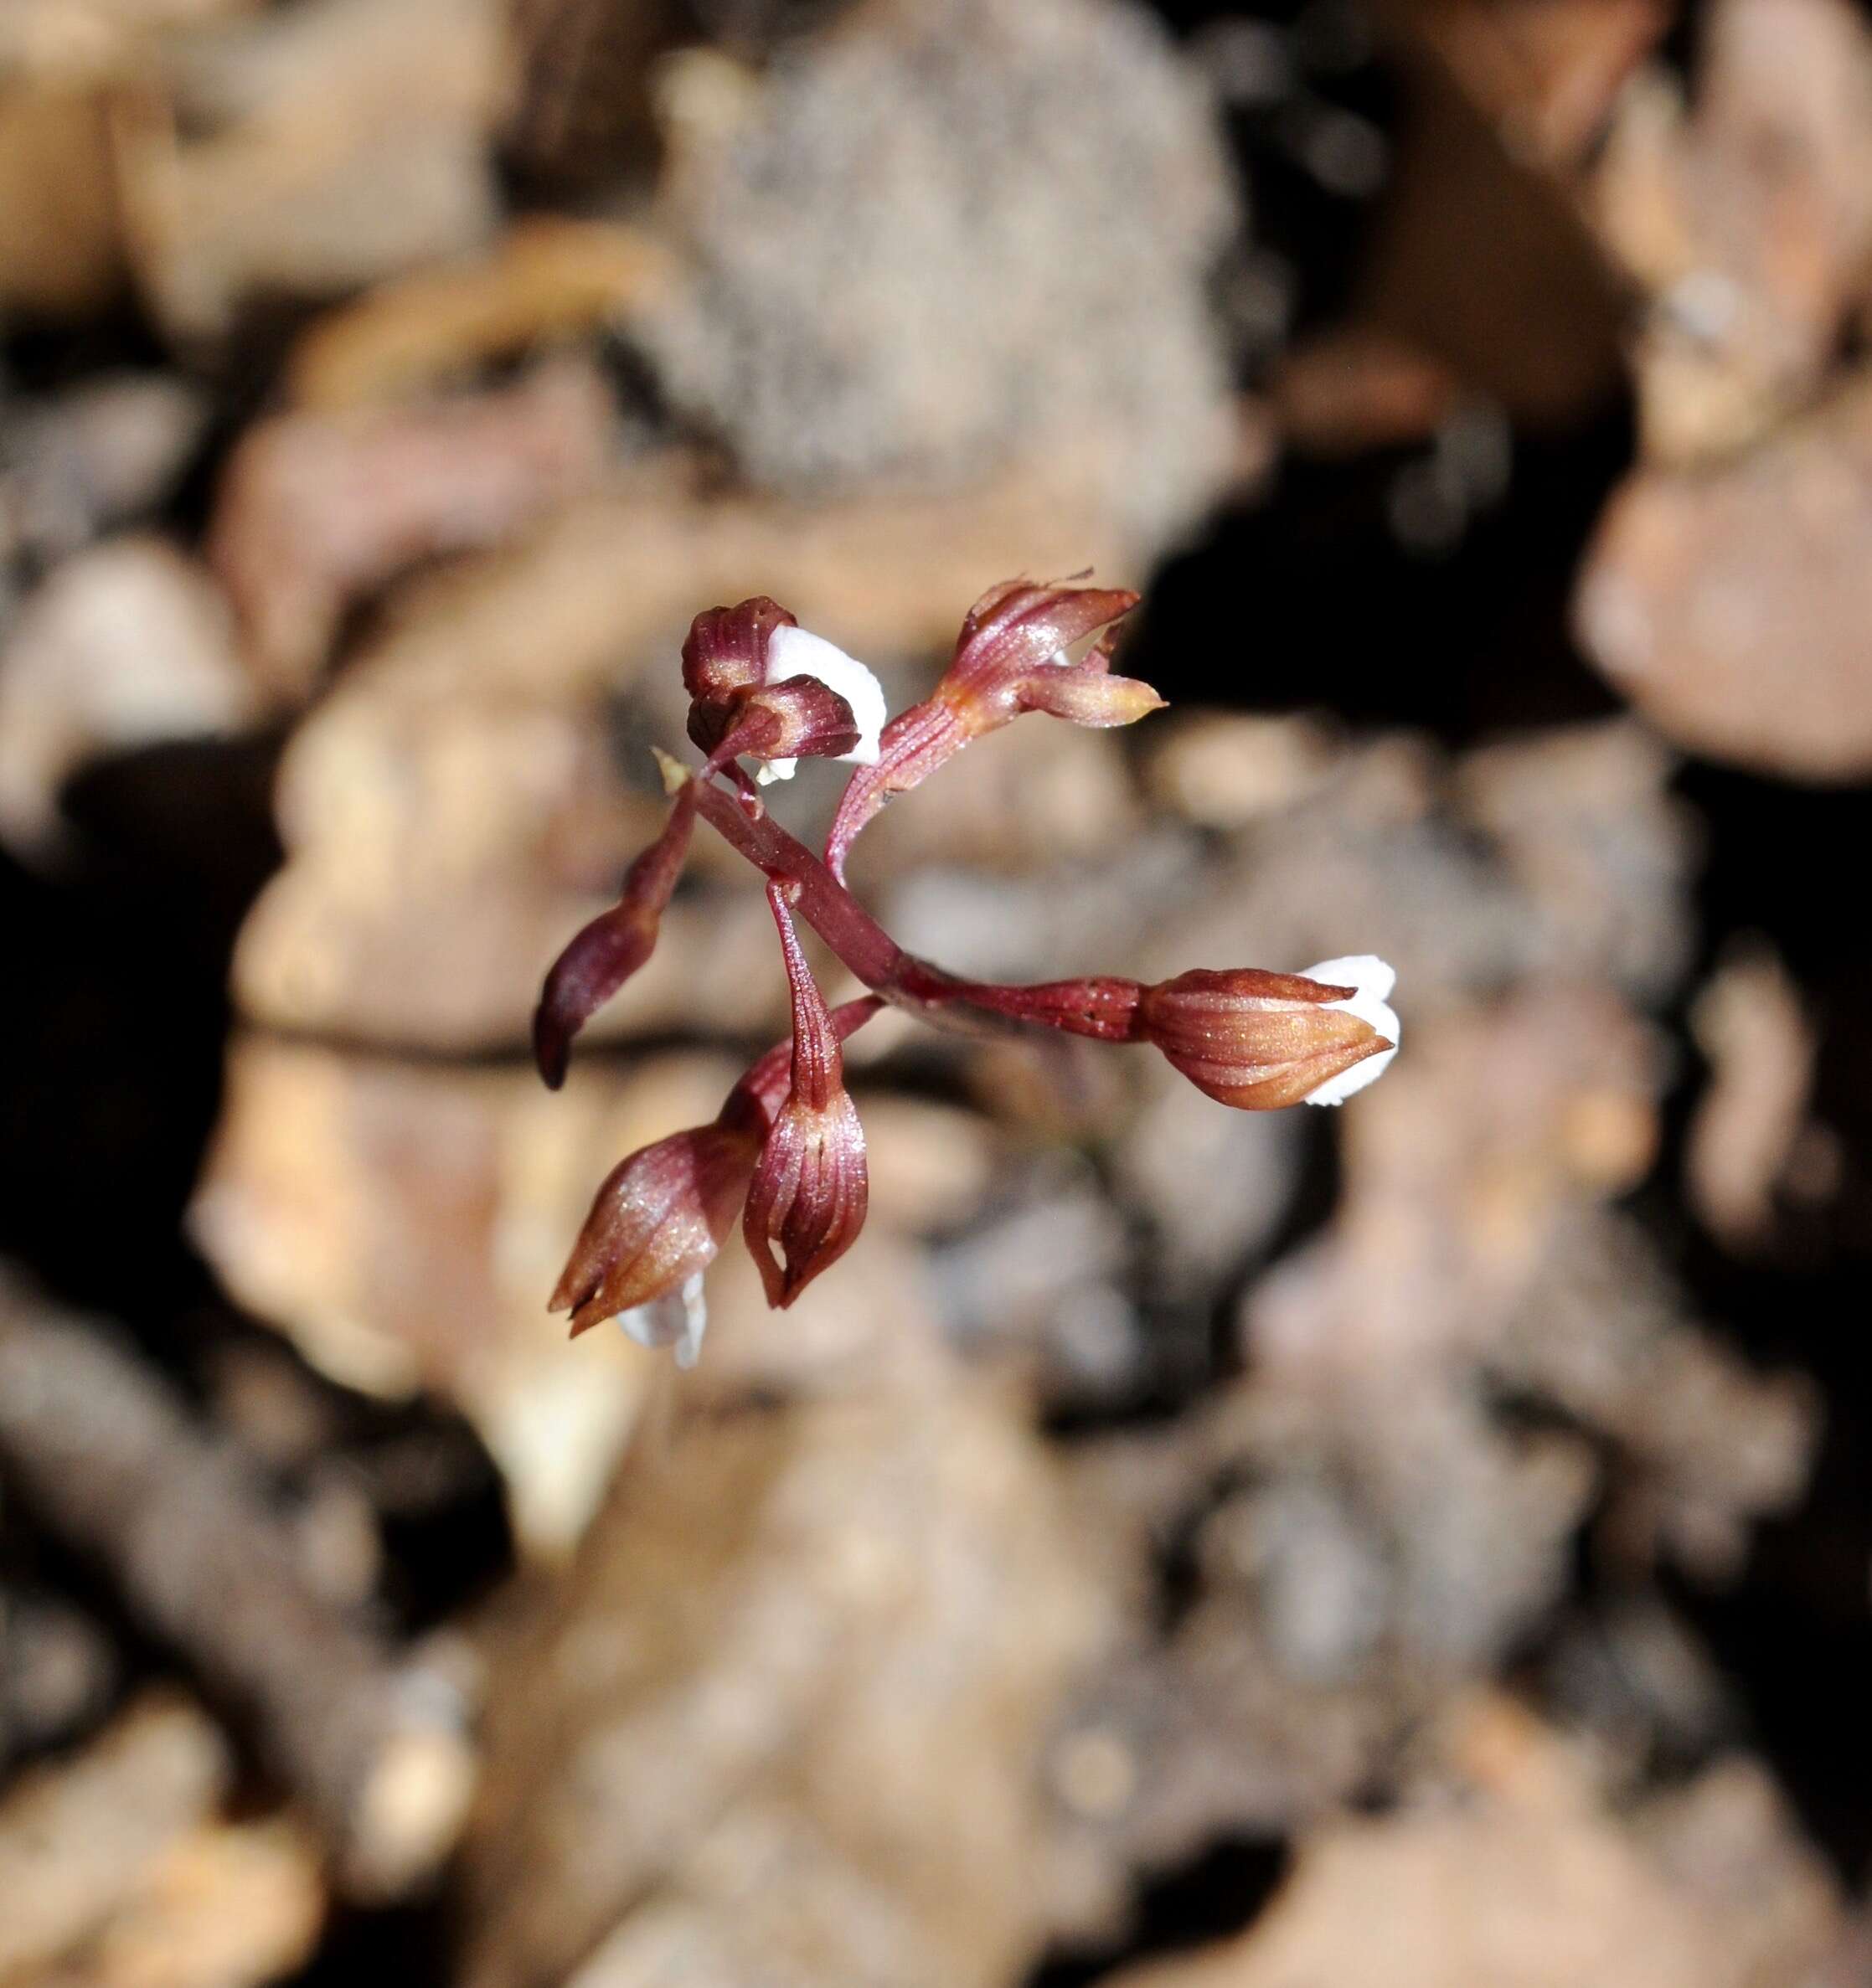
<box><xmin>538</xmin><ymin>579</ymin><xmax>1400</xmax><ymax>1363</ymax></box>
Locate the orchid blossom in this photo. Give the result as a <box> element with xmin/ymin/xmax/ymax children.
<box><xmin>536</xmin><ymin>579</ymin><xmax>1399</xmax><ymax>1364</ymax></box>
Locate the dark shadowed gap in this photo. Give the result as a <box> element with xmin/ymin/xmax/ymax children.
<box><xmin>0</xmin><ymin>734</ymin><xmax>281</xmax><ymax>1330</ymax></box>
<box><xmin>0</xmin><ymin>729</ymin><xmax>517</xmax><ymax>1702</ymax></box>
<box><xmin>1131</xmin><ymin>404</ymin><xmax>1633</xmax><ymax>744</ymax></box>
<box><xmin>281</xmin><ymin>1898</ymin><xmax>455</xmax><ymax>1988</ymax></box>
<box><xmin>1028</xmin><ymin>1836</ymin><xmax>1292</xmax><ymax>1988</ymax></box>
<box><xmin>1639</xmin><ymin>764</ymin><xmax>1872</xmax><ymax>1877</ymax></box>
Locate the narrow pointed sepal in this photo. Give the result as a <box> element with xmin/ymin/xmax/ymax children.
<box><xmin>1015</xmin><ymin>666</ymin><xmax>1166</xmax><ymax>728</ymax></box>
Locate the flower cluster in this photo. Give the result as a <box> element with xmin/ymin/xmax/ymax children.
<box><xmin>536</xmin><ymin>579</ymin><xmax>1399</xmax><ymax>1365</ymax></box>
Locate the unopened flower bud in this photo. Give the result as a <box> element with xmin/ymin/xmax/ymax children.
<box><xmin>549</xmin><ymin>991</ymin><xmax>887</xmax><ymax>1362</ymax></box>
<box><xmin>683</xmin><ymin>598</ymin><xmax>887</xmax><ymax>780</ymax></box>
<box><xmin>549</xmin><ymin>1119</ymin><xmax>760</xmax><ymax>1343</ymax></box>
<box><xmin>534</xmin><ymin>780</ymin><xmax>697</xmax><ymax>1089</ymax></box>
<box><xmin>1137</xmin><ymin>955</ymin><xmax>1399</xmax><ymax>1110</ymax></box>
<box><xmin>742</xmin><ymin>887</ymin><xmax>869</xmax><ymax>1307</ymax></box>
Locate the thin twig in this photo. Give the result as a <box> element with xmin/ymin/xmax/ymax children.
<box><xmin>0</xmin><ymin>1270</ymin><xmax>475</xmax><ymax>1901</ymax></box>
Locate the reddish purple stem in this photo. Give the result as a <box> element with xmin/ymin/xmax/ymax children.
<box><xmin>686</xmin><ymin>773</ymin><xmax>1101</xmax><ymax>1041</ymax></box>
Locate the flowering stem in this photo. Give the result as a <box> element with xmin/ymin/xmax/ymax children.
<box><xmin>688</xmin><ymin>773</ymin><xmax>909</xmax><ymax>979</ymax></box>
<box><xmin>539</xmin><ymin>577</ymin><xmax>1400</xmax><ymax>1351</ymax></box>
<box><xmin>686</xmin><ymin>772</ymin><xmax>1070</xmax><ymax>1040</ymax></box>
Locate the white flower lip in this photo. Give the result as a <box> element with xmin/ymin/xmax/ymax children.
<box><xmin>616</xmin><ymin>1270</ymin><xmax>709</xmax><ymax>1368</ymax></box>
<box><xmin>758</xmin><ymin>623</ymin><xmax>888</xmax><ymax>780</ymax></box>
<box><xmin>1299</xmin><ymin>954</ymin><xmax>1399</xmax><ymax>1106</ymax></box>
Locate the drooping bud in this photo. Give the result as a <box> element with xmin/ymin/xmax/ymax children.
<box><xmin>534</xmin><ymin>779</ymin><xmax>698</xmax><ymax>1089</ymax></box>
<box><xmin>548</xmin><ymin>991</ymin><xmax>888</xmax><ymax>1362</ymax></box>
<box><xmin>741</xmin><ymin>885</ymin><xmax>869</xmax><ymax>1307</ymax></box>
<box><xmin>683</xmin><ymin>597</ymin><xmax>887</xmax><ymax>780</ymax></box>
<box><xmin>824</xmin><ymin>577</ymin><xmax>1144</xmax><ymax>879</ymax></box>
<box><xmin>1137</xmin><ymin>955</ymin><xmax>1400</xmax><ymax>1110</ymax></box>
<box><xmin>549</xmin><ymin>1119</ymin><xmax>761</xmax><ymax>1342</ymax></box>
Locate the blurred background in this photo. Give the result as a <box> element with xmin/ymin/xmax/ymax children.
<box><xmin>3</xmin><ymin>0</ymin><xmax>1871</xmax><ymax>1981</ymax></box>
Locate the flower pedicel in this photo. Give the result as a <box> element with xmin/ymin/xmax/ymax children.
<box><xmin>537</xmin><ymin>580</ymin><xmax>1399</xmax><ymax>1365</ymax></box>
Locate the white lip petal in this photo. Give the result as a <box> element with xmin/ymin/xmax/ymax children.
<box><xmin>616</xmin><ymin>1271</ymin><xmax>709</xmax><ymax>1367</ymax></box>
<box><xmin>767</xmin><ymin>623</ymin><xmax>888</xmax><ymax>765</ymax></box>
<box><xmin>1299</xmin><ymin>954</ymin><xmax>1400</xmax><ymax>1106</ymax></box>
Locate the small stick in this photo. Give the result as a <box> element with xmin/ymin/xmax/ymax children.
<box><xmin>0</xmin><ymin>1270</ymin><xmax>475</xmax><ymax>1901</ymax></box>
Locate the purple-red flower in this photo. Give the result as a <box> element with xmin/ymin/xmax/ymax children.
<box><xmin>535</xmin><ymin>576</ymin><xmax>1400</xmax><ymax>1367</ymax></box>
<box><xmin>546</xmin><ymin>992</ymin><xmax>884</xmax><ymax>1357</ymax></box>
<box><xmin>682</xmin><ymin>596</ymin><xmax>886</xmax><ymax>783</ymax></box>
<box><xmin>741</xmin><ymin>886</ymin><xmax>869</xmax><ymax>1308</ymax></box>
<box><xmin>1136</xmin><ymin>955</ymin><xmax>1400</xmax><ymax>1110</ymax></box>
<box><xmin>823</xmin><ymin>578</ymin><xmax>1154</xmax><ymax>880</ymax></box>
<box><xmin>549</xmin><ymin>1115</ymin><xmax>761</xmax><ymax>1349</ymax></box>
